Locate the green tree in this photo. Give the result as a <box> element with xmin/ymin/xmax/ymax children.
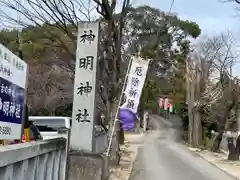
<box><xmin>0</xmin><ymin>27</ymin><xmax>74</xmax><ymax>115</ymax></box>
<box><xmin>123</xmin><ymin>6</ymin><xmax>200</xmax><ymax>113</ymax></box>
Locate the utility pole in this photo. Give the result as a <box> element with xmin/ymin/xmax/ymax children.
<box><xmin>186</xmin><ymin>57</ymin><xmax>193</xmax><ymax>146</ymax></box>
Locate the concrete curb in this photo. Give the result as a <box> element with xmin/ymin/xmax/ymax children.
<box><xmin>188</xmin><ymin>148</ymin><xmax>239</xmax><ymax>180</ymax></box>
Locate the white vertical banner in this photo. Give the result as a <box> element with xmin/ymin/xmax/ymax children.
<box><xmin>169</xmin><ymin>104</ymin><xmax>173</xmax><ymax>113</ymax></box>
<box><xmin>168</xmin><ymin>99</ymin><xmax>173</xmax><ymax>113</ymax></box>
<box><xmin>121</xmin><ymin>56</ymin><xmax>150</xmax><ymax>113</ymax></box>
<box><xmin>70</xmin><ymin>22</ymin><xmax>99</xmax><ymax>151</ymax></box>
<box><xmin>164</xmin><ymin>98</ymin><xmax>168</xmax><ymax>110</ymax></box>
<box><xmin>158</xmin><ymin>97</ymin><xmax>163</xmax><ymax>108</ymax></box>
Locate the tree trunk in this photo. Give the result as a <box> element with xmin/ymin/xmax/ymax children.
<box><xmin>211</xmin><ymin>132</ymin><xmax>223</xmax><ymax>152</ymax></box>
<box><xmin>235</xmin><ymin>135</ymin><xmax>240</xmax><ymax>160</ymax></box>
<box><xmin>110</xmin><ymin>99</ymin><xmax>124</xmax><ymax>145</ymax></box>
<box><xmin>193</xmin><ymin>111</ymin><xmax>202</xmax><ymax>147</ymax></box>
<box><xmin>211</xmin><ymin>100</ymin><xmax>236</xmax><ymax>152</ymax></box>
<box><xmin>227</xmin><ymin>136</ymin><xmax>238</xmax><ymax>161</ymax></box>
<box><xmin>193</xmin><ymin>67</ymin><xmax>202</xmax><ymax>148</ymax></box>
<box><xmin>49</xmin><ymin>109</ymin><xmax>55</xmax><ymax>116</ymax></box>
<box><xmin>107</xmin><ymin>101</ymin><xmax>121</xmax><ymax>165</ymax></box>
<box><xmin>188</xmin><ymin>81</ymin><xmax>194</xmax><ymax>146</ymax></box>
<box><xmin>186</xmin><ymin>59</ymin><xmax>193</xmax><ymax>146</ymax></box>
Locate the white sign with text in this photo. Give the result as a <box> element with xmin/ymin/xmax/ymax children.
<box><xmin>0</xmin><ymin>43</ymin><xmax>28</xmax><ymax>140</ymax></box>
<box><xmin>121</xmin><ymin>56</ymin><xmax>150</xmax><ymax>113</ymax></box>
<box><xmin>70</xmin><ymin>22</ymin><xmax>99</xmax><ymax>151</ymax></box>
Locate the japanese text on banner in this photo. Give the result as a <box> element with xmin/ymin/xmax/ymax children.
<box><xmin>121</xmin><ymin>57</ymin><xmax>149</xmax><ymax>113</ymax></box>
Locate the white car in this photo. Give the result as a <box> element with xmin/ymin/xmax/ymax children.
<box><xmin>29</xmin><ymin>116</ymin><xmax>71</xmax><ymax>140</ymax></box>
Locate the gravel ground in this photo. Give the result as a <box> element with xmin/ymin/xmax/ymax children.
<box><xmin>109</xmin><ymin>132</ymin><xmax>143</xmax><ymax>180</ymax></box>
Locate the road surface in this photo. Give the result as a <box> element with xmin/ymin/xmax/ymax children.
<box><xmin>129</xmin><ymin>115</ymin><xmax>237</xmax><ymax>180</ymax></box>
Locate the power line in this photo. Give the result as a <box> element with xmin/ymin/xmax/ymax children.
<box><xmin>235</xmin><ymin>0</ymin><xmax>240</xmax><ymax>4</ymax></box>
<box><xmin>168</xmin><ymin>0</ymin><xmax>175</xmax><ymax>15</ymax></box>
<box><xmin>156</xmin><ymin>0</ymin><xmax>175</xmax><ymax>40</ymax></box>
<box><xmin>156</xmin><ymin>0</ymin><xmax>175</xmax><ymax>38</ymax></box>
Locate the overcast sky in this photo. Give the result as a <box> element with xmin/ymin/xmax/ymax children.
<box><xmin>2</xmin><ymin>0</ymin><xmax>240</xmax><ymax>75</ymax></box>
<box><xmin>132</xmin><ymin>0</ymin><xmax>238</xmax><ymax>35</ymax></box>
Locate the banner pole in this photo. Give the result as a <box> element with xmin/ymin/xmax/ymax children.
<box><xmin>106</xmin><ymin>56</ymin><xmax>133</xmax><ymax>156</ymax></box>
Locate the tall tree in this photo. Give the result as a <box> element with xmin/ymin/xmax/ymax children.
<box><xmin>192</xmin><ymin>32</ymin><xmax>239</xmax><ymax>151</ymax></box>
<box><xmin>121</xmin><ymin>6</ymin><xmax>201</xmax><ymax>133</ymax></box>
<box><xmin>123</xmin><ymin>5</ymin><xmax>201</xmax><ymax>88</ymax></box>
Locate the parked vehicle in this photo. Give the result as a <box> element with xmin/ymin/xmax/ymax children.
<box><xmin>29</xmin><ymin>116</ymin><xmax>71</xmax><ymax>140</ymax></box>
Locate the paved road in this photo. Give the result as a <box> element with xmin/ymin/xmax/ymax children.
<box><xmin>129</xmin><ymin>115</ymin><xmax>237</xmax><ymax>180</ymax></box>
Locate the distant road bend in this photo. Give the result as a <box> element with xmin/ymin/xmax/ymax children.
<box><xmin>129</xmin><ymin>115</ymin><xmax>237</xmax><ymax>180</ymax></box>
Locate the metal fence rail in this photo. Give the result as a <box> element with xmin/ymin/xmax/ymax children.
<box><xmin>0</xmin><ymin>138</ymin><xmax>67</xmax><ymax>180</ymax></box>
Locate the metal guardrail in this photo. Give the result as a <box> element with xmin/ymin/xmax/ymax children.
<box><xmin>0</xmin><ymin>137</ymin><xmax>67</xmax><ymax>180</ymax></box>
<box><xmin>0</xmin><ymin>126</ymin><xmax>109</xmax><ymax>180</ymax></box>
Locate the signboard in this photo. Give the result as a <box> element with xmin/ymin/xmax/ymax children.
<box><xmin>0</xmin><ymin>44</ymin><xmax>27</xmax><ymax>140</ymax></box>
<box><xmin>70</xmin><ymin>22</ymin><xmax>99</xmax><ymax>151</ymax></box>
<box><xmin>121</xmin><ymin>56</ymin><xmax>150</xmax><ymax>113</ymax></box>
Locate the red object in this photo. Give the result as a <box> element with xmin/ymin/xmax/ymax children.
<box><xmin>7</xmin><ymin>135</ymin><xmax>36</xmax><ymax>145</ymax></box>
<box><xmin>21</xmin><ymin>135</ymin><xmax>35</xmax><ymax>143</ymax></box>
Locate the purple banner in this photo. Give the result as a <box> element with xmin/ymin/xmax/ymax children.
<box><xmin>119</xmin><ymin>108</ymin><xmax>136</xmax><ymax>131</ymax></box>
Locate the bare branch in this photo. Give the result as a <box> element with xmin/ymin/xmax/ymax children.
<box><xmin>190</xmin><ymin>31</ymin><xmax>238</xmax><ymax>110</ymax></box>
<box><xmin>0</xmin><ymin>0</ymin><xmax>97</xmax><ymax>59</ymax></box>
<box><xmin>28</xmin><ymin>63</ymin><xmax>73</xmax><ymax>114</ymax></box>
<box><xmin>234</xmin><ymin>0</ymin><xmax>240</xmax><ymax>4</ymax></box>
